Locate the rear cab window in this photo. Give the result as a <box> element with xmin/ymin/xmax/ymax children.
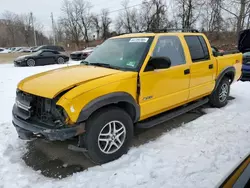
<box><xmin>184</xmin><ymin>35</ymin><xmax>210</xmax><ymax>62</ymax></box>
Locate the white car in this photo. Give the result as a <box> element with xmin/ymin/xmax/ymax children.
<box><xmin>0</xmin><ymin>48</ymin><xmax>11</xmax><ymax>54</ymax></box>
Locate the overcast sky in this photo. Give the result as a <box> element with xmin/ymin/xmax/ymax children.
<box><xmin>1</xmin><ymin>0</ymin><xmax>143</xmax><ymax>35</ymax></box>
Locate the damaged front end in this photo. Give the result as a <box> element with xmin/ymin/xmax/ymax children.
<box><xmin>12</xmin><ymin>89</ymin><xmax>85</xmax><ymax>141</ymax></box>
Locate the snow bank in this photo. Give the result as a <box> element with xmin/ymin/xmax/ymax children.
<box><xmin>0</xmin><ymin>63</ymin><xmax>249</xmax><ymax>188</ymax></box>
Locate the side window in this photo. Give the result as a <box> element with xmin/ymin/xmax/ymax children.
<box><xmin>47</xmin><ymin>46</ymin><xmax>54</xmax><ymax>50</ymax></box>
<box><xmin>0</xmin><ymin>49</ymin><xmax>3</xmax><ymax>52</ymax></box>
<box><xmin>52</xmin><ymin>51</ymin><xmax>60</xmax><ymax>54</ymax></box>
<box><xmin>184</xmin><ymin>36</ymin><xmax>210</xmax><ymax>62</ymax></box>
<box><xmin>198</xmin><ymin>36</ymin><xmax>210</xmax><ymax>59</ymax></box>
<box><xmin>152</xmin><ymin>36</ymin><xmax>186</xmax><ymax>67</ymax></box>
<box><xmin>41</xmin><ymin>51</ymin><xmax>54</xmax><ymax>56</ymax></box>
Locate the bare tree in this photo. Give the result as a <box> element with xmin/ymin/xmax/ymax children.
<box><xmin>1</xmin><ymin>11</ymin><xmax>19</xmax><ymax>46</ymax></box>
<box><xmin>91</xmin><ymin>13</ymin><xmax>101</xmax><ymax>40</ymax></box>
<box><xmin>175</xmin><ymin>0</ymin><xmax>204</xmax><ymax>29</ymax></box>
<box><xmin>18</xmin><ymin>14</ymin><xmax>33</xmax><ymax>46</ymax></box>
<box><xmin>114</xmin><ymin>17</ymin><xmax>124</xmax><ymax>34</ymax></box>
<box><xmin>148</xmin><ymin>0</ymin><xmax>168</xmax><ymax>30</ymax></box>
<box><xmin>60</xmin><ymin>0</ymin><xmax>82</xmax><ymax>47</ymax></box>
<box><xmin>73</xmin><ymin>0</ymin><xmax>92</xmax><ymax>45</ymax></box>
<box><xmin>120</xmin><ymin>0</ymin><xmax>134</xmax><ymax>33</ymax></box>
<box><xmin>100</xmin><ymin>9</ymin><xmax>112</xmax><ymax>39</ymax></box>
<box><xmin>221</xmin><ymin>0</ymin><xmax>250</xmax><ymax>33</ymax></box>
<box><xmin>208</xmin><ymin>0</ymin><xmax>223</xmax><ymax>32</ymax></box>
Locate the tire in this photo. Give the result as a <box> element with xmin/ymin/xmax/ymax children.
<box><xmin>209</xmin><ymin>77</ymin><xmax>230</xmax><ymax>108</ymax></box>
<box><xmin>26</xmin><ymin>59</ymin><xmax>36</xmax><ymax>67</ymax></box>
<box><xmin>57</xmin><ymin>57</ymin><xmax>65</xmax><ymax>64</ymax></box>
<box><xmin>79</xmin><ymin>107</ymin><xmax>134</xmax><ymax>164</ymax></box>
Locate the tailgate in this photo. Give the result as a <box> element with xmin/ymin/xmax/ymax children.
<box><xmin>216</xmin><ymin>53</ymin><xmax>242</xmax><ymax>82</ymax></box>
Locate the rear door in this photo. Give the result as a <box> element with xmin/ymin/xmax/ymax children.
<box><xmin>139</xmin><ymin>35</ymin><xmax>191</xmax><ymax>120</ymax></box>
<box><xmin>184</xmin><ymin>35</ymin><xmax>215</xmax><ymax>100</ymax></box>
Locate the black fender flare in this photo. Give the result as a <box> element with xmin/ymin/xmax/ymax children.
<box><xmin>76</xmin><ymin>92</ymin><xmax>140</xmax><ymax>123</ymax></box>
<box><xmin>214</xmin><ymin>66</ymin><xmax>235</xmax><ymax>91</ymax></box>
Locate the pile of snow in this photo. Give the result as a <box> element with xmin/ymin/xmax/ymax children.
<box><xmin>0</xmin><ymin>62</ymin><xmax>249</xmax><ymax>188</ymax></box>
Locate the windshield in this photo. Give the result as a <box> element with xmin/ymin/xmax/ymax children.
<box><xmin>83</xmin><ymin>37</ymin><xmax>153</xmax><ymax>71</ymax></box>
<box><xmin>31</xmin><ymin>50</ymin><xmax>42</xmax><ymax>56</ymax></box>
<box><xmin>33</xmin><ymin>46</ymin><xmax>43</xmax><ymax>52</ymax></box>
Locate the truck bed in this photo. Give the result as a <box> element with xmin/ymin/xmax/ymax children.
<box><xmin>216</xmin><ymin>53</ymin><xmax>243</xmax><ymax>82</ymax></box>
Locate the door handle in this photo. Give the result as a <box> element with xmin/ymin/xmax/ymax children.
<box><xmin>209</xmin><ymin>64</ymin><xmax>213</xmax><ymax>69</ymax></box>
<box><xmin>184</xmin><ymin>69</ymin><xmax>190</xmax><ymax>75</ymax></box>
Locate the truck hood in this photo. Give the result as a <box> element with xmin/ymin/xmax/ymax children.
<box><xmin>18</xmin><ymin>65</ymin><xmax>123</xmax><ymax>99</ymax></box>
<box><xmin>238</xmin><ymin>29</ymin><xmax>250</xmax><ymax>53</ymax></box>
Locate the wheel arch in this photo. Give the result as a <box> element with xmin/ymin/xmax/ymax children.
<box><xmin>76</xmin><ymin>92</ymin><xmax>140</xmax><ymax>123</ymax></box>
<box><xmin>214</xmin><ymin>66</ymin><xmax>235</xmax><ymax>91</ymax></box>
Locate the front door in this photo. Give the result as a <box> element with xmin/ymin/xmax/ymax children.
<box><xmin>38</xmin><ymin>51</ymin><xmax>55</xmax><ymax>65</ymax></box>
<box><xmin>139</xmin><ymin>35</ymin><xmax>191</xmax><ymax>120</ymax></box>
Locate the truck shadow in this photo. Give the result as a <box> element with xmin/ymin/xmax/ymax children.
<box><xmin>22</xmin><ymin>97</ymin><xmax>235</xmax><ymax>179</ymax></box>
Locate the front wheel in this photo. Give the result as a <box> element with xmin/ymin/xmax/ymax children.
<box><xmin>209</xmin><ymin>77</ymin><xmax>230</xmax><ymax>108</ymax></box>
<box><xmin>27</xmin><ymin>59</ymin><xmax>36</xmax><ymax>67</ymax></box>
<box><xmin>79</xmin><ymin>107</ymin><xmax>133</xmax><ymax>164</ymax></box>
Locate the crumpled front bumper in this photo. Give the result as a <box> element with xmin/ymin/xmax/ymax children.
<box><xmin>12</xmin><ymin>104</ymin><xmax>85</xmax><ymax>141</ymax></box>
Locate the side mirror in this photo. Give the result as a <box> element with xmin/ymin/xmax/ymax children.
<box><xmin>145</xmin><ymin>56</ymin><xmax>171</xmax><ymax>72</ymax></box>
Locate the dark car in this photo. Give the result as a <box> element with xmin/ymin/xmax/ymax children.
<box><xmin>239</xmin><ymin>29</ymin><xmax>250</xmax><ymax>81</ymax></box>
<box><xmin>70</xmin><ymin>47</ymin><xmax>95</xmax><ymax>61</ymax></box>
<box><xmin>33</xmin><ymin>45</ymin><xmax>65</xmax><ymax>52</ymax></box>
<box><xmin>14</xmin><ymin>49</ymin><xmax>69</xmax><ymax>67</ymax></box>
<box><xmin>240</xmin><ymin>52</ymin><xmax>250</xmax><ymax>81</ymax></box>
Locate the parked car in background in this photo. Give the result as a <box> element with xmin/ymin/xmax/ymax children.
<box><xmin>70</xmin><ymin>47</ymin><xmax>95</xmax><ymax>60</ymax></box>
<box><xmin>240</xmin><ymin>52</ymin><xmax>250</xmax><ymax>81</ymax></box>
<box><xmin>0</xmin><ymin>47</ymin><xmax>11</xmax><ymax>53</ymax></box>
<box><xmin>19</xmin><ymin>47</ymin><xmax>31</xmax><ymax>53</ymax></box>
<box><xmin>20</xmin><ymin>46</ymin><xmax>37</xmax><ymax>53</ymax></box>
<box><xmin>33</xmin><ymin>45</ymin><xmax>65</xmax><ymax>52</ymax></box>
<box><xmin>14</xmin><ymin>49</ymin><xmax>69</xmax><ymax>67</ymax></box>
<box><xmin>12</xmin><ymin>47</ymin><xmax>25</xmax><ymax>53</ymax></box>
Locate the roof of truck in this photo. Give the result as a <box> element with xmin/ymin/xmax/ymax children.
<box><xmin>112</xmin><ymin>32</ymin><xmax>204</xmax><ymax>39</ymax></box>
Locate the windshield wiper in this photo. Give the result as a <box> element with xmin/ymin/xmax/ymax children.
<box><xmin>89</xmin><ymin>63</ymin><xmax>120</xmax><ymax>70</ymax></box>
<box><xmin>80</xmin><ymin>60</ymin><xmax>89</xmax><ymax>65</ymax></box>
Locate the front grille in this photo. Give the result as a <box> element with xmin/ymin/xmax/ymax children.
<box><xmin>16</xmin><ymin>90</ymin><xmax>65</xmax><ymax>127</ymax></box>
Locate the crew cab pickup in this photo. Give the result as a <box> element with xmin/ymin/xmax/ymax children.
<box><xmin>12</xmin><ymin>30</ymin><xmax>243</xmax><ymax>164</ymax></box>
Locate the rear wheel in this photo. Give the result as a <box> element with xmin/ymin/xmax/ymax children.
<box><xmin>79</xmin><ymin>107</ymin><xmax>133</xmax><ymax>164</ymax></box>
<box><xmin>27</xmin><ymin>59</ymin><xmax>36</xmax><ymax>67</ymax></box>
<box><xmin>57</xmin><ymin>57</ymin><xmax>65</xmax><ymax>64</ymax></box>
<box><xmin>209</xmin><ymin>77</ymin><xmax>230</xmax><ymax>108</ymax></box>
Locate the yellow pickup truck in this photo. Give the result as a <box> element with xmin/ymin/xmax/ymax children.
<box><xmin>12</xmin><ymin>30</ymin><xmax>242</xmax><ymax>164</ymax></box>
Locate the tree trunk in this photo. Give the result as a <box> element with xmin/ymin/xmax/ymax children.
<box><xmin>237</xmin><ymin>0</ymin><xmax>246</xmax><ymax>33</ymax></box>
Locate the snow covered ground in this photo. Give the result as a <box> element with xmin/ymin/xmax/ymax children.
<box><xmin>0</xmin><ymin>62</ymin><xmax>249</xmax><ymax>188</ymax></box>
